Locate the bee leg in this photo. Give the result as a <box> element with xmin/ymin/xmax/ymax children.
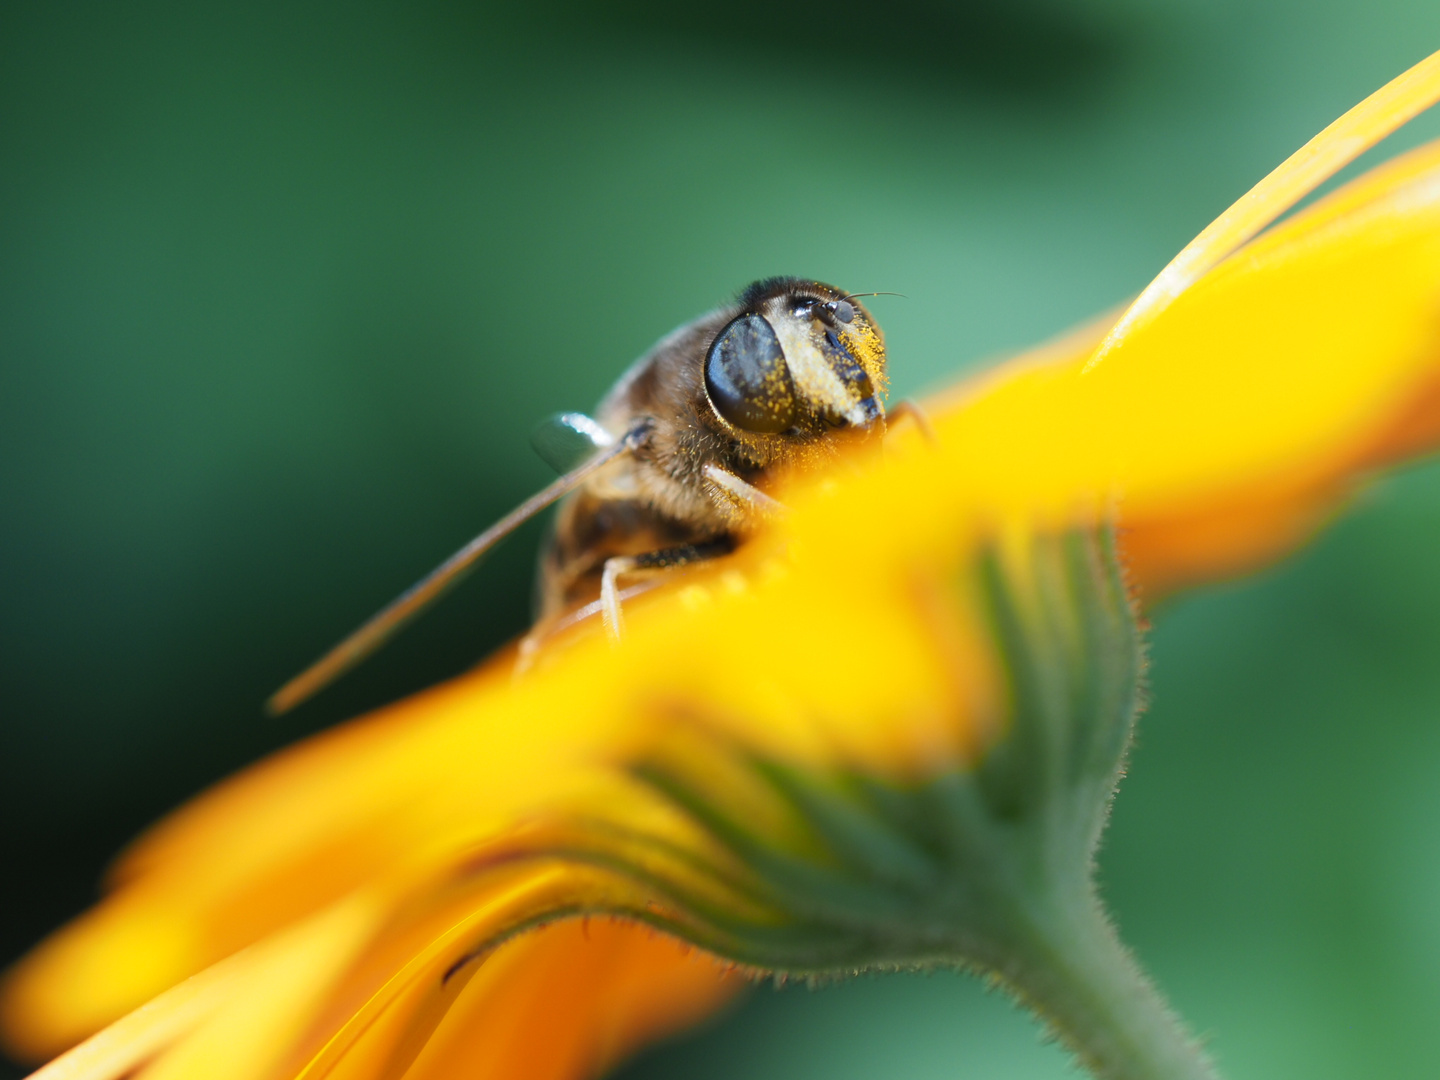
<box><xmin>887</xmin><ymin>399</ymin><xmax>938</xmax><ymax>445</ymax></box>
<box><xmin>601</xmin><ymin>539</ymin><xmax>736</xmax><ymax>644</ymax></box>
<box><xmin>601</xmin><ymin>556</ymin><xmax>640</xmax><ymax>642</ymax></box>
<box><xmin>702</xmin><ymin>464</ymin><xmax>786</xmax><ymax>518</ymax></box>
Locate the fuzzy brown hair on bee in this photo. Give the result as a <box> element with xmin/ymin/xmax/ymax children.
<box><xmin>268</xmin><ymin>277</ymin><xmax>892</xmax><ymax>715</ymax></box>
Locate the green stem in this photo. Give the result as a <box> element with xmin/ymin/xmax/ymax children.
<box><xmin>994</xmin><ymin>889</ymin><xmax>1220</xmax><ymax>1080</ymax></box>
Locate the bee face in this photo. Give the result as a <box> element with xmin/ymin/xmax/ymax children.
<box><xmin>702</xmin><ymin>278</ymin><xmax>887</xmax><ymax>438</ymax></box>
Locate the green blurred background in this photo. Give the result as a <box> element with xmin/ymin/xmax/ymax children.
<box><xmin>3</xmin><ymin>1</ymin><xmax>1440</xmax><ymax>1076</ymax></box>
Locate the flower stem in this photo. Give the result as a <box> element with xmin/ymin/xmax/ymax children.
<box><xmin>995</xmin><ymin>888</ymin><xmax>1220</xmax><ymax>1080</ymax></box>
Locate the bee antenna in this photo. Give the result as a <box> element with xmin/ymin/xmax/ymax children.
<box><xmin>265</xmin><ymin>421</ymin><xmax>651</xmax><ymax>716</ymax></box>
<box><xmin>842</xmin><ymin>291</ymin><xmax>908</xmax><ymax>302</ymax></box>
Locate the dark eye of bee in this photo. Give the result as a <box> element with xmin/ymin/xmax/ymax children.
<box><xmin>795</xmin><ymin>296</ymin><xmax>855</xmax><ymax>325</ymax></box>
<box><xmin>704</xmin><ymin>314</ymin><xmax>798</xmax><ymax>434</ymax></box>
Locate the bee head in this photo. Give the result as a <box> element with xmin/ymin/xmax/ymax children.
<box><xmin>702</xmin><ymin>278</ymin><xmax>889</xmax><ymax>437</ymax></box>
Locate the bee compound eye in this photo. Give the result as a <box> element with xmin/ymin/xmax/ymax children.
<box><xmin>704</xmin><ymin>314</ymin><xmax>798</xmax><ymax>434</ymax></box>
<box><xmin>827</xmin><ymin>299</ymin><xmax>855</xmax><ymax>323</ymax></box>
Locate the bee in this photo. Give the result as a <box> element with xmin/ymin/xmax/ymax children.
<box><xmin>268</xmin><ymin>277</ymin><xmax>901</xmax><ymax>714</ymax></box>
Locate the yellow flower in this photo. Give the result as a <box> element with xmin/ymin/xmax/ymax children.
<box><xmin>6</xmin><ymin>51</ymin><xmax>1440</xmax><ymax>1080</ymax></box>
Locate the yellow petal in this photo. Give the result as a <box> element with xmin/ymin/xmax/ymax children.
<box><xmin>19</xmin><ymin>895</ymin><xmax>381</xmax><ymax>1080</ymax></box>
<box><xmin>0</xmin><ymin>665</ymin><xmax>625</xmax><ymax>1056</ymax></box>
<box><xmin>923</xmin><ymin>136</ymin><xmax>1440</xmax><ymax>594</ymax></box>
<box><xmin>1089</xmin><ymin>47</ymin><xmax>1440</xmax><ymax>366</ymax></box>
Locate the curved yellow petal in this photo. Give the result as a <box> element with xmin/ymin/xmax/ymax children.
<box><xmin>19</xmin><ymin>896</ymin><xmax>382</xmax><ymax>1080</ymax></box>
<box><xmin>1089</xmin><ymin>48</ymin><xmax>1440</xmax><ymax>368</ymax></box>
<box><xmin>18</xmin><ymin>946</ymin><xmax>247</xmax><ymax>1080</ymax></box>
<box><xmin>923</xmin><ymin>136</ymin><xmax>1440</xmax><ymax>594</ymax></box>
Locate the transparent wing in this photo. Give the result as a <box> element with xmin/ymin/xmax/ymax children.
<box><xmin>531</xmin><ymin>412</ymin><xmax>615</xmax><ymax>474</ymax></box>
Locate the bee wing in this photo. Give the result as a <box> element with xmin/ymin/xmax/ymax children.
<box><xmin>267</xmin><ymin>433</ymin><xmax>636</xmax><ymax>715</ymax></box>
<box><xmin>531</xmin><ymin>411</ymin><xmax>615</xmax><ymax>474</ymax></box>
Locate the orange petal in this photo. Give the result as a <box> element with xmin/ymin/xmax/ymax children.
<box><xmin>396</xmin><ymin>920</ymin><xmax>734</xmax><ymax>1080</ymax></box>
<box><xmin>275</xmin><ymin>858</ymin><xmax>737</xmax><ymax>1080</ymax></box>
